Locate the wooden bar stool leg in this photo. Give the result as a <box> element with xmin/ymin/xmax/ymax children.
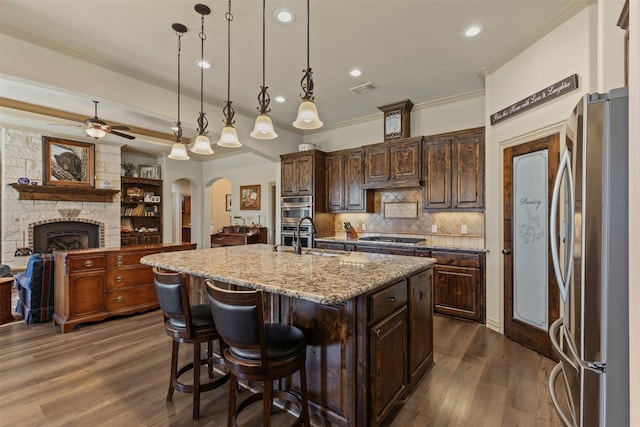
<box><xmin>167</xmin><ymin>341</ymin><xmax>179</xmax><ymax>401</ymax></box>
<box><xmin>193</xmin><ymin>343</ymin><xmax>201</xmax><ymax>420</ymax></box>
<box><xmin>228</xmin><ymin>375</ymin><xmax>237</xmax><ymax>427</ymax></box>
<box><xmin>300</xmin><ymin>363</ymin><xmax>311</xmax><ymax>427</ymax></box>
<box><xmin>207</xmin><ymin>340</ymin><xmax>214</xmax><ymax>379</ymax></box>
<box><xmin>263</xmin><ymin>380</ymin><xmax>272</xmax><ymax>427</ymax></box>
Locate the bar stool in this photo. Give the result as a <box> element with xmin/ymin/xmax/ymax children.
<box><xmin>206</xmin><ymin>279</ymin><xmax>311</xmax><ymax>427</ymax></box>
<box><xmin>153</xmin><ymin>268</ymin><xmax>229</xmax><ymax>420</ymax></box>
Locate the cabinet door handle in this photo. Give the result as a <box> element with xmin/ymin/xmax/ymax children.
<box><xmin>115</xmin><ymin>276</ymin><xmax>124</xmax><ymax>283</ymax></box>
<box><xmin>115</xmin><ymin>296</ymin><xmax>124</xmax><ymax>303</ymax></box>
<box><xmin>116</xmin><ymin>261</ymin><xmax>124</xmax><ymax>267</ymax></box>
<box><xmin>374</xmin><ymin>328</ymin><xmax>381</xmax><ymax>337</ymax></box>
<box><xmin>84</xmin><ymin>260</ymin><xmax>94</xmax><ymax>267</ymax></box>
<box><xmin>387</xmin><ymin>296</ymin><xmax>396</xmax><ymax>303</ymax></box>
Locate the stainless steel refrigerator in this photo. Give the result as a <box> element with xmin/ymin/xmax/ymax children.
<box><xmin>548</xmin><ymin>88</ymin><xmax>629</xmax><ymax>426</ymax></box>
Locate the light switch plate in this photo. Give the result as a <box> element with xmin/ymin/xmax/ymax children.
<box><xmin>461</xmin><ymin>225</ymin><xmax>468</xmax><ymax>234</ymax></box>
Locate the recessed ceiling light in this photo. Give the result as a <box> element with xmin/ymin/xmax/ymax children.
<box><xmin>349</xmin><ymin>68</ymin><xmax>362</xmax><ymax>77</ymax></box>
<box><xmin>197</xmin><ymin>59</ymin><xmax>212</xmax><ymax>69</ymax></box>
<box><xmin>463</xmin><ymin>25</ymin><xmax>483</xmax><ymax>38</ymax></box>
<box><xmin>274</xmin><ymin>8</ymin><xmax>295</xmax><ymax>24</ymax></box>
<box><xmin>275</xmin><ymin>95</ymin><xmax>286</xmax><ymax>103</ymax></box>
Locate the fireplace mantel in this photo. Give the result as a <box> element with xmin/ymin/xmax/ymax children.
<box><xmin>9</xmin><ymin>184</ymin><xmax>120</xmax><ymax>203</ymax></box>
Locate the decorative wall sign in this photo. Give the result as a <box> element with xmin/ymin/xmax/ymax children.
<box><xmin>490</xmin><ymin>74</ymin><xmax>578</xmax><ymax>125</ymax></box>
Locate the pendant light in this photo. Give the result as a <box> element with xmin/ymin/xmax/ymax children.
<box><xmin>168</xmin><ymin>23</ymin><xmax>190</xmax><ymax>161</ymax></box>
<box><xmin>250</xmin><ymin>0</ymin><xmax>277</xmax><ymax>140</ymax></box>
<box><xmin>216</xmin><ymin>0</ymin><xmax>242</xmax><ymax>148</ymax></box>
<box><xmin>191</xmin><ymin>4</ymin><xmax>214</xmax><ymax>155</ymax></box>
<box><xmin>293</xmin><ymin>0</ymin><xmax>323</xmax><ymax>129</ymax></box>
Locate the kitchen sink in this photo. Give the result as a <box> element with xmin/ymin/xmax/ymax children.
<box><xmin>358</xmin><ymin>236</ymin><xmax>425</xmax><ymax>244</ymax></box>
<box><xmin>305</xmin><ymin>251</ymin><xmax>347</xmax><ymax>257</ymax></box>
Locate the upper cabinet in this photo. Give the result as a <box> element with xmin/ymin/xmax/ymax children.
<box><xmin>363</xmin><ymin>136</ymin><xmax>423</xmax><ymax>189</ymax></box>
<box><xmin>280</xmin><ymin>150</ymin><xmax>326</xmax><ymax>206</ymax></box>
<box><xmin>327</xmin><ymin>148</ymin><xmax>373</xmax><ymax>213</ymax></box>
<box><xmin>422</xmin><ymin>127</ymin><xmax>485</xmax><ymax>211</ymax></box>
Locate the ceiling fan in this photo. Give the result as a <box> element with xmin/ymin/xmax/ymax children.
<box><xmin>49</xmin><ymin>100</ymin><xmax>136</xmax><ymax>140</ymax></box>
<box><xmin>81</xmin><ymin>100</ymin><xmax>135</xmax><ymax>140</ymax></box>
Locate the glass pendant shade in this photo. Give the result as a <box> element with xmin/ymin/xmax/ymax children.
<box><xmin>168</xmin><ymin>142</ymin><xmax>190</xmax><ymax>160</ymax></box>
<box><xmin>86</xmin><ymin>127</ymin><xmax>107</xmax><ymax>139</ymax></box>
<box><xmin>216</xmin><ymin>125</ymin><xmax>242</xmax><ymax>147</ymax></box>
<box><xmin>191</xmin><ymin>133</ymin><xmax>214</xmax><ymax>155</ymax></box>
<box><xmin>293</xmin><ymin>100</ymin><xmax>323</xmax><ymax>129</ymax></box>
<box><xmin>250</xmin><ymin>114</ymin><xmax>278</xmax><ymax>139</ymax></box>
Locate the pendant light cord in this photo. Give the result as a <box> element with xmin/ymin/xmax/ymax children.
<box><xmin>226</xmin><ymin>1</ymin><xmax>232</xmax><ymax>105</ymax></box>
<box><xmin>262</xmin><ymin>0</ymin><xmax>266</xmax><ymax>89</ymax></box>
<box><xmin>199</xmin><ymin>13</ymin><xmax>205</xmax><ymax>119</ymax></box>
<box><xmin>306</xmin><ymin>0</ymin><xmax>310</xmax><ymax>71</ymax></box>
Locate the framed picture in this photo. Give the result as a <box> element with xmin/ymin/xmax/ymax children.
<box><xmin>43</xmin><ymin>137</ymin><xmax>95</xmax><ymax>187</ymax></box>
<box><xmin>225</xmin><ymin>194</ymin><xmax>232</xmax><ymax>211</ymax></box>
<box><xmin>138</xmin><ymin>164</ymin><xmax>161</xmax><ymax>180</ymax></box>
<box><xmin>144</xmin><ymin>192</ymin><xmax>154</xmax><ymax>202</ymax></box>
<box><xmin>240</xmin><ymin>185</ymin><xmax>260</xmax><ymax>210</ymax></box>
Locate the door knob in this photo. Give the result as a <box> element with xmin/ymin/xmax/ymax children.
<box><xmin>502</xmin><ymin>248</ymin><xmax>511</xmax><ymax>255</ymax></box>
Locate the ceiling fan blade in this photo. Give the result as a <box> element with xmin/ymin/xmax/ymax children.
<box><xmin>110</xmin><ymin>125</ymin><xmax>131</xmax><ymax>131</ymax></box>
<box><xmin>47</xmin><ymin>123</ymin><xmax>83</xmax><ymax>127</ymax></box>
<box><xmin>109</xmin><ymin>130</ymin><xmax>136</xmax><ymax>140</ymax></box>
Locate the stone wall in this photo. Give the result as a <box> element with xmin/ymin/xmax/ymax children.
<box><xmin>333</xmin><ymin>188</ymin><xmax>485</xmax><ymax>249</ymax></box>
<box><xmin>1</xmin><ymin>128</ymin><xmax>122</xmax><ymax>263</ymax></box>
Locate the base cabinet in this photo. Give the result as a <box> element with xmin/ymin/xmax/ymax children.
<box><xmin>278</xmin><ymin>268</ymin><xmax>433</xmax><ymax>427</ymax></box>
<box><xmin>431</xmin><ymin>250</ymin><xmax>485</xmax><ymax>323</ymax></box>
<box><xmin>54</xmin><ymin>243</ymin><xmax>196</xmax><ymax>333</ymax></box>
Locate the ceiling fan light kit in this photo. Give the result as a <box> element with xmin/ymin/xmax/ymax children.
<box><xmin>85</xmin><ymin>126</ymin><xmax>107</xmax><ymax>139</ymax></box>
<box><xmin>251</xmin><ymin>0</ymin><xmax>277</xmax><ymax>140</ymax></box>
<box><xmin>293</xmin><ymin>0</ymin><xmax>322</xmax><ymax>130</ymax></box>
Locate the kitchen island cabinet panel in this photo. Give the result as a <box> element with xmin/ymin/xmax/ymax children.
<box><xmin>408</xmin><ymin>269</ymin><xmax>433</xmax><ymax>386</ymax></box>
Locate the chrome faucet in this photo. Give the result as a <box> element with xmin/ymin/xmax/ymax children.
<box><xmin>294</xmin><ymin>216</ymin><xmax>316</xmax><ymax>255</ymax></box>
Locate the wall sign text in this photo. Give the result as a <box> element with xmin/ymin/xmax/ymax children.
<box><xmin>490</xmin><ymin>74</ymin><xmax>578</xmax><ymax>125</ymax></box>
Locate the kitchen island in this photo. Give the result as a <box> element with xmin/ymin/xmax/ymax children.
<box><xmin>141</xmin><ymin>244</ymin><xmax>435</xmax><ymax>426</ymax></box>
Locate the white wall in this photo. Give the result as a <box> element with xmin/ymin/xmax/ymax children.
<box><xmin>628</xmin><ymin>1</ymin><xmax>639</xmax><ymax>424</ymax></box>
<box><xmin>211</xmin><ymin>179</ymin><xmax>232</xmax><ymax>233</ymax></box>
<box><xmin>201</xmin><ymin>152</ymin><xmax>279</xmax><ymax>246</ymax></box>
<box><xmin>303</xmin><ymin>92</ymin><xmax>485</xmax><ymax>152</ymax></box>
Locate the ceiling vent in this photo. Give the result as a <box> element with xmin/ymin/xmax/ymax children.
<box><xmin>349</xmin><ymin>81</ymin><xmax>379</xmax><ymax>95</ymax></box>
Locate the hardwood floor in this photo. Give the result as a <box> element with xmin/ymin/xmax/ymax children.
<box><xmin>0</xmin><ymin>308</ymin><xmax>562</xmax><ymax>426</ymax></box>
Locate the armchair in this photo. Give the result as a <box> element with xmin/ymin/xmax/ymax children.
<box><xmin>15</xmin><ymin>253</ymin><xmax>55</xmax><ymax>324</ymax></box>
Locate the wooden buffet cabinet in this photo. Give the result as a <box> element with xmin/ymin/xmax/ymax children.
<box><xmin>53</xmin><ymin>243</ymin><xmax>195</xmax><ymax>333</ymax></box>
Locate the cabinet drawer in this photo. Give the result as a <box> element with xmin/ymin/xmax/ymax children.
<box><xmin>68</xmin><ymin>254</ymin><xmax>106</xmax><ymax>273</ymax></box>
<box><xmin>106</xmin><ymin>266</ymin><xmax>154</xmax><ymax>290</ymax></box>
<box><xmin>369</xmin><ymin>280</ymin><xmax>407</xmax><ymax>323</ymax></box>
<box><xmin>106</xmin><ymin>284</ymin><xmax>158</xmax><ymax>311</ymax></box>
<box><xmin>107</xmin><ymin>251</ymin><xmax>144</xmax><ymax>268</ymax></box>
<box><xmin>358</xmin><ymin>245</ymin><xmax>415</xmax><ymax>256</ymax></box>
<box><xmin>430</xmin><ymin>251</ymin><xmax>480</xmax><ymax>267</ymax></box>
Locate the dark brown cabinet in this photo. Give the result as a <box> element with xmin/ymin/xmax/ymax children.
<box><xmin>423</xmin><ymin>127</ymin><xmax>484</xmax><ymax>211</ymax></box>
<box><xmin>370</xmin><ymin>307</ymin><xmax>408</xmax><ymax>426</ymax></box>
<box><xmin>408</xmin><ymin>269</ymin><xmax>433</xmax><ymax>386</ymax></box>
<box><xmin>326</xmin><ymin>148</ymin><xmax>373</xmax><ymax>212</ymax></box>
<box><xmin>363</xmin><ymin>136</ymin><xmax>423</xmax><ymax>189</ymax></box>
<box><xmin>281</xmin><ymin>150</ymin><xmax>326</xmax><ymax>205</ymax></box>
<box><xmin>121</xmin><ymin>177</ymin><xmax>163</xmax><ymax>246</ymax></box>
<box><xmin>431</xmin><ymin>250</ymin><xmax>485</xmax><ymax>323</ymax></box>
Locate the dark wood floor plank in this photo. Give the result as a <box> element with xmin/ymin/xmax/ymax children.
<box><xmin>1</xmin><ymin>308</ymin><xmax>562</xmax><ymax>426</ymax></box>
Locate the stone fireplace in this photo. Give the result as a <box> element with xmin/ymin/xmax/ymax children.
<box><xmin>1</xmin><ymin>128</ymin><xmax>122</xmax><ymax>263</ymax></box>
<box><xmin>31</xmin><ymin>218</ymin><xmax>104</xmax><ymax>253</ymax></box>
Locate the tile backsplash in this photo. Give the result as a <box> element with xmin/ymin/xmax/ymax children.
<box><xmin>333</xmin><ymin>188</ymin><xmax>485</xmax><ymax>248</ymax></box>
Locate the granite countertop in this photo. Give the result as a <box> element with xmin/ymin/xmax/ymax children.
<box><xmin>141</xmin><ymin>244</ymin><xmax>435</xmax><ymax>305</ymax></box>
<box><xmin>315</xmin><ymin>236</ymin><xmax>488</xmax><ymax>253</ymax></box>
